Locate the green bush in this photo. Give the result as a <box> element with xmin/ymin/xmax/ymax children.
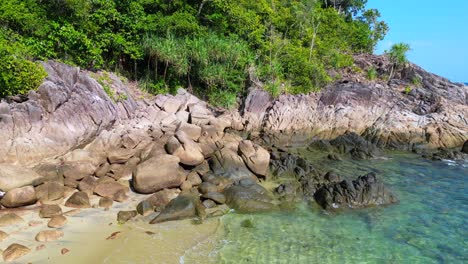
<box><xmin>367</xmin><ymin>67</ymin><xmax>377</xmax><ymax>80</ymax></box>
<box><xmin>0</xmin><ymin>56</ymin><xmax>47</xmax><ymax>97</ymax></box>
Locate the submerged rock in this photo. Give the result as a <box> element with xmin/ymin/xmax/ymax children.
<box><xmin>117</xmin><ymin>210</ymin><xmax>137</xmax><ymax>224</ymax></box>
<box><xmin>0</xmin><ymin>213</ymin><xmax>24</xmax><ymax>227</ymax></box>
<box><xmin>35</xmin><ymin>230</ymin><xmax>64</xmax><ymax>242</ymax></box>
<box><xmin>48</xmin><ymin>215</ymin><xmax>67</xmax><ymax>228</ymax></box>
<box><xmin>314</xmin><ymin>172</ymin><xmax>398</xmax><ymax>209</ymax></box>
<box><xmin>39</xmin><ymin>204</ymin><xmax>62</xmax><ymax>218</ymax></box>
<box><xmin>224</xmin><ymin>181</ymin><xmax>277</xmax><ymax>213</ymax></box>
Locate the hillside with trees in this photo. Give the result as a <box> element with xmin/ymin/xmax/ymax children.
<box><xmin>0</xmin><ymin>0</ymin><xmax>388</xmax><ymax>106</ymax></box>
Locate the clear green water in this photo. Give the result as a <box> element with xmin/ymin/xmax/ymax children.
<box><xmin>193</xmin><ymin>153</ymin><xmax>468</xmax><ymax>264</ymax></box>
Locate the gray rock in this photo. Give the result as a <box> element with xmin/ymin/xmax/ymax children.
<box><xmin>314</xmin><ymin>172</ymin><xmax>398</xmax><ymax>209</ymax></box>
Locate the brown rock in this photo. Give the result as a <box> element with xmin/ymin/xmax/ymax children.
<box><xmin>107</xmin><ymin>148</ymin><xmax>135</xmax><ymax>164</ymax></box>
<box><xmin>99</xmin><ymin>197</ymin><xmax>113</xmax><ymax>208</ymax></box>
<box><xmin>198</xmin><ymin>182</ymin><xmax>218</xmax><ymax>194</ymax></box>
<box><xmin>63</xmin><ymin>177</ymin><xmax>79</xmax><ymax>188</ymax></box>
<box><xmin>132</xmin><ymin>155</ymin><xmax>186</xmax><ymax>194</ymax></box>
<box><xmin>63</xmin><ymin>209</ymin><xmax>81</xmax><ymax>216</ymax></box>
<box><xmin>177</xmin><ymin>123</ymin><xmax>202</xmax><ymax>141</ymax></box>
<box><xmin>112</xmin><ymin>189</ymin><xmax>128</xmax><ymax>202</ymax></box>
<box><xmin>39</xmin><ymin>204</ymin><xmax>62</xmax><ymax>218</ymax></box>
<box><xmin>36</xmin><ymin>244</ymin><xmax>46</xmax><ymax>251</ymax></box>
<box><xmin>180</xmin><ymin>181</ymin><xmax>192</xmax><ymax>191</ymax></box>
<box><xmin>238</xmin><ymin>140</ymin><xmax>270</xmax><ymax>176</ymax></box>
<box><xmin>0</xmin><ymin>164</ymin><xmax>44</xmax><ymax>192</ymax></box>
<box><xmin>187</xmin><ymin>171</ymin><xmax>202</xmax><ymax>186</ymax></box>
<box><xmin>61</xmin><ymin>248</ymin><xmax>70</xmax><ymax>255</ymax></box>
<box><xmin>202</xmin><ymin>192</ymin><xmax>226</xmax><ymax>204</ymax></box>
<box><xmin>35</xmin><ymin>182</ymin><xmax>64</xmax><ymax>203</ymax></box>
<box><xmin>95</xmin><ymin>162</ymin><xmax>110</xmax><ymax>178</ymax></box>
<box><xmin>146</xmin><ymin>189</ymin><xmax>180</xmax><ymax>211</ymax></box>
<box><xmin>65</xmin><ymin>191</ymin><xmax>91</xmax><ymax>208</ymax></box>
<box><xmin>0</xmin><ymin>186</ymin><xmax>37</xmax><ymax>208</ymax></box>
<box><xmin>106</xmin><ymin>231</ymin><xmax>122</xmax><ymax>240</ymax></box>
<box><xmin>136</xmin><ymin>200</ymin><xmax>153</xmax><ymax>216</ymax></box>
<box><xmin>48</xmin><ymin>215</ymin><xmax>67</xmax><ymax>228</ymax></box>
<box><xmin>35</xmin><ymin>230</ymin><xmax>64</xmax><ymax>242</ymax></box>
<box><xmin>117</xmin><ymin>210</ymin><xmax>137</xmax><ymax>224</ymax></box>
<box><xmin>0</xmin><ymin>230</ymin><xmax>8</xmax><ymax>242</ymax></box>
<box><xmin>2</xmin><ymin>243</ymin><xmax>30</xmax><ymax>262</ymax></box>
<box><xmin>61</xmin><ymin>161</ymin><xmax>96</xmax><ymax>180</ymax></box>
<box><xmin>78</xmin><ymin>176</ymin><xmax>97</xmax><ymax>193</ymax></box>
<box><xmin>173</xmin><ymin>131</ymin><xmax>205</xmax><ymax>166</ymax></box>
<box><xmin>28</xmin><ymin>220</ymin><xmax>43</xmax><ymax>227</ymax></box>
<box><xmin>94</xmin><ymin>182</ymin><xmax>127</xmax><ymax>200</ymax></box>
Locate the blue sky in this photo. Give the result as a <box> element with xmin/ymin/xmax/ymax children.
<box><xmin>367</xmin><ymin>0</ymin><xmax>468</xmax><ymax>82</ymax></box>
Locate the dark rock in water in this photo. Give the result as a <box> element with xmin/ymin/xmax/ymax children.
<box><xmin>314</xmin><ymin>172</ymin><xmax>398</xmax><ymax>209</ymax></box>
<box><xmin>224</xmin><ymin>182</ymin><xmax>277</xmax><ymax>213</ymax></box>
<box><xmin>462</xmin><ymin>140</ymin><xmax>468</xmax><ymax>154</ymax></box>
<box><xmin>150</xmin><ymin>193</ymin><xmax>204</xmax><ymax>224</ymax></box>
<box><xmin>424</xmin><ymin>148</ymin><xmax>468</xmax><ymax>161</ymax></box>
<box><xmin>117</xmin><ymin>210</ymin><xmax>137</xmax><ymax>224</ymax></box>
<box><xmin>329</xmin><ymin>132</ymin><xmax>381</xmax><ymax>160</ymax></box>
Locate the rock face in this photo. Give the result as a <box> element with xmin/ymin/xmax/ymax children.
<box><xmin>0</xmin><ymin>164</ymin><xmax>44</xmax><ymax>192</ymax></box>
<box><xmin>241</xmin><ymin>56</ymin><xmax>468</xmax><ymax>150</ymax></box>
<box><xmin>314</xmin><ymin>173</ymin><xmax>398</xmax><ymax>209</ymax></box>
<box><xmin>132</xmin><ymin>155</ymin><xmax>186</xmax><ymax>194</ymax></box>
<box><xmin>0</xmin><ymin>61</ymin><xmax>136</xmax><ymax>165</ymax></box>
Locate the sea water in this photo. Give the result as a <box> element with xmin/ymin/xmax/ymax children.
<box><xmin>184</xmin><ymin>153</ymin><xmax>467</xmax><ymax>264</ymax></box>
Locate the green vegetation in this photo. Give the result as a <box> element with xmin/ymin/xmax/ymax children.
<box><xmin>367</xmin><ymin>67</ymin><xmax>378</xmax><ymax>80</ymax></box>
<box><xmin>386</xmin><ymin>42</ymin><xmax>411</xmax><ymax>80</ymax></box>
<box><xmin>404</xmin><ymin>86</ymin><xmax>412</xmax><ymax>95</ymax></box>
<box><xmin>412</xmin><ymin>76</ymin><xmax>422</xmax><ymax>87</ymax></box>
<box><xmin>0</xmin><ymin>0</ymin><xmax>388</xmax><ymax>107</ymax></box>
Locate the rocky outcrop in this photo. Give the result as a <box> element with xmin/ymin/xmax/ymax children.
<box><xmin>241</xmin><ymin>55</ymin><xmax>467</xmax><ymax>150</ymax></box>
<box><xmin>0</xmin><ymin>61</ymin><xmax>136</xmax><ymax>165</ymax></box>
<box><xmin>314</xmin><ymin>173</ymin><xmax>398</xmax><ymax>209</ymax></box>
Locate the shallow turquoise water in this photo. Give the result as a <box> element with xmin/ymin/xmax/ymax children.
<box><xmin>207</xmin><ymin>154</ymin><xmax>468</xmax><ymax>264</ymax></box>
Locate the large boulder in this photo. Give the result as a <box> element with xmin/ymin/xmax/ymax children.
<box><xmin>210</xmin><ymin>148</ymin><xmax>255</xmax><ymax>182</ymax></box>
<box><xmin>35</xmin><ymin>182</ymin><xmax>64</xmax><ymax>203</ymax></box>
<box><xmin>169</xmin><ymin>131</ymin><xmax>204</xmax><ymax>166</ymax></box>
<box><xmin>314</xmin><ymin>172</ymin><xmax>398</xmax><ymax>209</ymax></box>
<box><xmin>238</xmin><ymin>140</ymin><xmax>270</xmax><ymax>176</ymax></box>
<box><xmin>224</xmin><ymin>181</ymin><xmax>277</xmax><ymax>213</ymax></box>
<box><xmin>149</xmin><ymin>193</ymin><xmax>204</xmax><ymax>224</ymax></box>
<box><xmin>132</xmin><ymin>155</ymin><xmax>186</xmax><ymax>194</ymax></box>
<box><xmin>0</xmin><ymin>186</ymin><xmax>37</xmax><ymax>208</ymax></box>
<box><xmin>0</xmin><ymin>164</ymin><xmax>44</xmax><ymax>192</ymax></box>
